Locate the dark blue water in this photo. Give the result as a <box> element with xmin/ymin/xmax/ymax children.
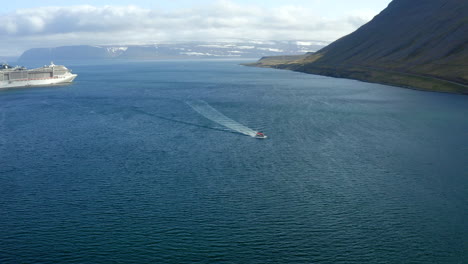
<box><xmin>1</xmin><ymin>60</ymin><xmax>467</xmax><ymax>263</ymax></box>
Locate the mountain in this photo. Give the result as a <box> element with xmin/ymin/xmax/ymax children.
<box><xmin>17</xmin><ymin>41</ymin><xmax>326</xmax><ymax>62</ymax></box>
<box><xmin>19</xmin><ymin>46</ymin><xmax>114</xmax><ymax>61</ymax></box>
<box><xmin>248</xmin><ymin>0</ymin><xmax>468</xmax><ymax>94</ymax></box>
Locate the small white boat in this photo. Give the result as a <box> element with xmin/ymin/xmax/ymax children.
<box><xmin>254</xmin><ymin>132</ymin><xmax>267</xmax><ymax>139</ymax></box>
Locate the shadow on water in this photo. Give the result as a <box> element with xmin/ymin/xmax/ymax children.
<box><xmin>131</xmin><ymin>107</ymin><xmax>246</xmax><ymax>137</ymax></box>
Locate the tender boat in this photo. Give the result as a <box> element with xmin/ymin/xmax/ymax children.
<box><xmin>254</xmin><ymin>132</ymin><xmax>267</xmax><ymax>139</ymax></box>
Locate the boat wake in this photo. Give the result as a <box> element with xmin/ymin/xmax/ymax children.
<box><xmin>186</xmin><ymin>100</ymin><xmax>264</xmax><ymax>138</ymax></box>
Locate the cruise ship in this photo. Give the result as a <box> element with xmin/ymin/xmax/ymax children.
<box><xmin>0</xmin><ymin>62</ymin><xmax>77</xmax><ymax>89</ymax></box>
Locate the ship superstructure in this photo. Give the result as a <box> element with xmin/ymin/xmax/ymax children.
<box><xmin>0</xmin><ymin>62</ymin><xmax>77</xmax><ymax>89</ymax></box>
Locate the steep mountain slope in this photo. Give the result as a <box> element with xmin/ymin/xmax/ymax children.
<box><xmin>249</xmin><ymin>0</ymin><xmax>468</xmax><ymax>93</ymax></box>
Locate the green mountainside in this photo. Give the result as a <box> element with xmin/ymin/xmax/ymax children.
<box><xmin>247</xmin><ymin>0</ymin><xmax>468</xmax><ymax>94</ymax></box>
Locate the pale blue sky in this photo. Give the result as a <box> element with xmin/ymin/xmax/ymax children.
<box><xmin>1</xmin><ymin>0</ymin><xmax>393</xmax><ymax>55</ymax></box>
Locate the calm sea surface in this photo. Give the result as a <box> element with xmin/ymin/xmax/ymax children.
<box><xmin>1</xmin><ymin>60</ymin><xmax>467</xmax><ymax>263</ymax></box>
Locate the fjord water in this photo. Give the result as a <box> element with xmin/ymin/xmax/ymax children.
<box><xmin>0</xmin><ymin>60</ymin><xmax>467</xmax><ymax>263</ymax></box>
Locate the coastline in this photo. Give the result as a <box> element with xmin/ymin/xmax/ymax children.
<box><xmin>243</xmin><ymin>57</ymin><xmax>468</xmax><ymax>95</ymax></box>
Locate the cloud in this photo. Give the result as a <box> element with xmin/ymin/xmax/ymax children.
<box><xmin>0</xmin><ymin>1</ymin><xmax>376</xmax><ymax>55</ymax></box>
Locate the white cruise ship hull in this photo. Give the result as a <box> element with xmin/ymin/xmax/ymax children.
<box><xmin>0</xmin><ymin>73</ymin><xmax>77</xmax><ymax>89</ymax></box>
<box><xmin>0</xmin><ymin>62</ymin><xmax>78</xmax><ymax>89</ymax></box>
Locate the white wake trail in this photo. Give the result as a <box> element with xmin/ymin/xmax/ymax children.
<box><xmin>187</xmin><ymin>100</ymin><xmax>257</xmax><ymax>137</ymax></box>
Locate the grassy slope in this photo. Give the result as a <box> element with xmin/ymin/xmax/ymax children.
<box><xmin>247</xmin><ymin>0</ymin><xmax>468</xmax><ymax>94</ymax></box>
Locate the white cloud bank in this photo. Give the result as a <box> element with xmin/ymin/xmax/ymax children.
<box><xmin>0</xmin><ymin>1</ymin><xmax>378</xmax><ymax>55</ymax></box>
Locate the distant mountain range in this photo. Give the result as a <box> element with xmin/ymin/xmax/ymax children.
<box><xmin>17</xmin><ymin>41</ymin><xmax>327</xmax><ymax>62</ymax></box>
<box><xmin>247</xmin><ymin>0</ymin><xmax>468</xmax><ymax>94</ymax></box>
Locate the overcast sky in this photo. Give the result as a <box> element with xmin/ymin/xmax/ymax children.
<box><xmin>0</xmin><ymin>0</ymin><xmax>392</xmax><ymax>56</ymax></box>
